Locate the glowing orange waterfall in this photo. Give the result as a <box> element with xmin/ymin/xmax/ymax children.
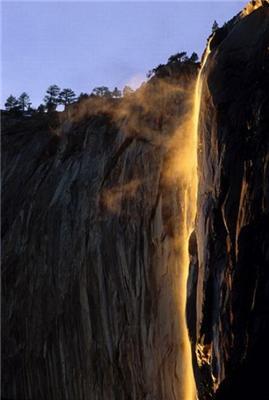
<box><xmin>178</xmin><ymin>40</ymin><xmax>212</xmax><ymax>400</ymax></box>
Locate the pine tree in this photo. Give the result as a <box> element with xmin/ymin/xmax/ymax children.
<box><xmin>190</xmin><ymin>52</ymin><xmax>199</xmax><ymax>63</ymax></box>
<box><xmin>44</xmin><ymin>85</ymin><xmax>60</xmax><ymax>112</ymax></box>
<box><xmin>37</xmin><ymin>104</ymin><xmax>45</xmax><ymax>113</ymax></box>
<box><xmin>212</xmin><ymin>20</ymin><xmax>219</xmax><ymax>32</ymax></box>
<box><xmin>77</xmin><ymin>93</ymin><xmax>89</xmax><ymax>102</ymax></box>
<box><xmin>112</xmin><ymin>87</ymin><xmax>122</xmax><ymax>98</ymax></box>
<box><xmin>58</xmin><ymin>88</ymin><xmax>76</xmax><ymax>108</ymax></box>
<box><xmin>92</xmin><ymin>86</ymin><xmax>112</xmax><ymax>98</ymax></box>
<box><xmin>168</xmin><ymin>52</ymin><xmax>188</xmax><ymax>64</ymax></box>
<box><xmin>5</xmin><ymin>95</ymin><xmax>19</xmax><ymax>111</ymax></box>
<box><xmin>18</xmin><ymin>92</ymin><xmax>30</xmax><ymax>112</ymax></box>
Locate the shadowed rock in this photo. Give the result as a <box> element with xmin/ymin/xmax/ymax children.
<box><xmin>192</xmin><ymin>4</ymin><xmax>269</xmax><ymax>399</ymax></box>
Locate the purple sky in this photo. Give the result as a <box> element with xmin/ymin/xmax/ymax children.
<box><xmin>2</xmin><ymin>1</ymin><xmax>244</xmax><ymax>107</ymax></box>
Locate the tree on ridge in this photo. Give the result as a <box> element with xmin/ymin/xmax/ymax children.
<box><xmin>58</xmin><ymin>88</ymin><xmax>77</xmax><ymax>108</ymax></box>
<box><xmin>112</xmin><ymin>87</ymin><xmax>122</xmax><ymax>98</ymax></box>
<box><xmin>5</xmin><ymin>95</ymin><xmax>19</xmax><ymax>112</ymax></box>
<box><xmin>92</xmin><ymin>86</ymin><xmax>112</xmax><ymax>98</ymax></box>
<box><xmin>189</xmin><ymin>52</ymin><xmax>199</xmax><ymax>63</ymax></box>
<box><xmin>212</xmin><ymin>20</ymin><xmax>219</xmax><ymax>32</ymax></box>
<box><xmin>18</xmin><ymin>92</ymin><xmax>31</xmax><ymax>112</ymax></box>
<box><xmin>44</xmin><ymin>85</ymin><xmax>61</xmax><ymax>112</ymax></box>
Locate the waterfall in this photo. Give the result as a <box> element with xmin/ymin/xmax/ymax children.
<box><xmin>178</xmin><ymin>38</ymin><xmax>212</xmax><ymax>400</ymax></box>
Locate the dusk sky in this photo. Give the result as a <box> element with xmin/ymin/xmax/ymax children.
<box><xmin>2</xmin><ymin>1</ymin><xmax>245</xmax><ymax>108</ymax></box>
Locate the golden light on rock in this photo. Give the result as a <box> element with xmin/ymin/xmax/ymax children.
<box><xmin>177</xmin><ymin>38</ymin><xmax>212</xmax><ymax>400</ymax></box>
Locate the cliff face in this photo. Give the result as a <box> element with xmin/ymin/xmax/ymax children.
<box><xmin>2</xmin><ymin>67</ymin><xmax>197</xmax><ymax>400</ymax></box>
<box><xmin>2</xmin><ymin>4</ymin><xmax>269</xmax><ymax>400</ymax></box>
<box><xmin>191</xmin><ymin>4</ymin><xmax>269</xmax><ymax>399</ymax></box>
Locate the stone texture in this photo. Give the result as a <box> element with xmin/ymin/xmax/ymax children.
<box><xmin>2</xmin><ymin>66</ymin><xmax>197</xmax><ymax>400</ymax></box>
<box><xmin>2</xmin><ymin>3</ymin><xmax>269</xmax><ymax>399</ymax></box>
<box><xmin>191</xmin><ymin>4</ymin><xmax>269</xmax><ymax>399</ymax></box>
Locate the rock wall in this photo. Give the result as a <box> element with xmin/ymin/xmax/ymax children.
<box><xmin>2</xmin><ymin>67</ymin><xmax>196</xmax><ymax>400</ymax></box>
<box><xmin>192</xmin><ymin>4</ymin><xmax>269</xmax><ymax>399</ymax></box>
<box><xmin>2</xmin><ymin>3</ymin><xmax>269</xmax><ymax>399</ymax></box>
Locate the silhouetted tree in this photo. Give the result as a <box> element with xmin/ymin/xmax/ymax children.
<box><xmin>152</xmin><ymin>64</ymin><xmax>167</xmax><ymax>77</ymax></box>
<box><xmin>92</xmin><ymin>86</ymin><xmax>112</xmax><ymax>97</ymax></box>
<box><xmin>147</xmin><ymin>65</ymin><xmax>162</xmax><ymax>78</ymax></box>
<box><xmin>112</xmin><ymin>87</ymin><xmax>121</xmax><ymax>98</ymax></box>
<box><xmin>189</xmin><ymin>52</ymin><xmax>199</xmax><ymax>63</ymax></box>
<box><xmin>44</xmin><ymin>85</ymin><xmax>60</xmax><ymax>112</ymax></box>
<box><xmin>58</xmin><ymin>88</ymin><xmax>76</xmax><ymax>108</ymax></box>
<box><xmin>212</xmin><ymin>20</ymin><xmax>219</xmax><ymax>32</ymax></box>
<box><xmin>18</xmin><ymin>92</ymin><xmax>31</xmax><ymax>112</ymax></box>
<box><xmin>37</xmin><ymin>104</ymin><xmax>45</xmax><ymax>113</ymax></box>
<box><xmin>77</xmin><ymin>92</ymin><xmax>89</xmax><ymax>102</ymax></box>
<box><xmin>5</xmin><ymin>95</ymin><xmax>19</xmax><ymax>112</ymax></box>
<box><xmin>123</xmin><ymin>86</ymin><xmax>134</xmax><ymax>97</ymax></box>
<box><xmin>168</xmin><ymin>51</ymin><xmax>188</xmax><ymax>64</ymax></box>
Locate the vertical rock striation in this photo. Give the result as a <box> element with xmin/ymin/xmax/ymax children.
<box><xmin>3</xmin><ymin>2</ymin><xmax>269</xmax><ymax>399</ymax></box>
<box><xmin>192</xmin><ymin>3</ymin><xmax>269</xmax><ymax>398</ymax></box>
<box><xmin>2</xmin><ymin>65</ymin><xmax>198</xmax><ymax>400</ymax></box>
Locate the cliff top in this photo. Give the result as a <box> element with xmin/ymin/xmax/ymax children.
<box><xmin>241</xmin><ymin>0</ymin><xmax>269</xmax><ymax>17</ymax></box>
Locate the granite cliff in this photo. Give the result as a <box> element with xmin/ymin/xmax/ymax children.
<box><xmin>189</xmin><ymin>3</ymin><xmax>269</xmax><ymax>399</ymax></box>
<box><xmin>2</xmin><ymin>2</ymin><xmax>269</xmax><ymax>399</ymax></box>
<box><xmin>2</xmin><ymin>62</ymin><xmax>197</xmax><ymax>399</ymax></box>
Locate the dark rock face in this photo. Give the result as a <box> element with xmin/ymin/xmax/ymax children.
<box><xmin>192</xmin><ymin>5</ymin><xmax>269</xmax><ymax>399</ymax></box>
<box><xmin>2</xmin><ymin>67</ymin><xmax>197</xmax><ymax>399</ymax></box>
<box><xmin>3</xmin><ymin>4</ymin><xmax>269</xmax><ymax>400</ymax></box>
